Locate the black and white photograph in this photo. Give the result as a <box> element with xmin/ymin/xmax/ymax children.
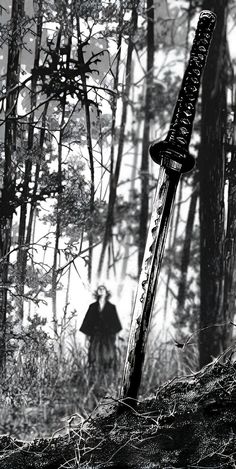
<box><xmin>0</xmin><ymin>0</ymin><xmax>236</xmax><ymax>467</ymax></box>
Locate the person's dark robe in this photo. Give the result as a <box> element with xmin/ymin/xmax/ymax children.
<box><xmin>80</xmin><ymin>301</ymin><xmax>122</xmax><ymax>373</ymax></box>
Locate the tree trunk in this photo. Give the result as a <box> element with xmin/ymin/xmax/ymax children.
<box><xmin>118</xmin><ymin>119</ymin><xmax>141</xmax><ymax>297</ymax></box>
<box><xmin>175</xmin><ymin>175</ymin><xmax>199</xmax><ymax>324</ymax></box>
<box><xmin>108</xmin><ymin>7</ymin><xmax>123</xmax><ymax>199</ymax></box>
<box><xmin>163</xmin><ymin>178</ymin><xmax>183</xmax><ymax>318</ymax></box>
<box><xmin>51</xmin><ymin>32</ymin><xmax>71</xmax><ymax>337</ymax></box>
<box><xmin>97</xmin><ymin>1</ymin><xmax>139</xmax><ymax>278</ymax></box>
<box><xmin>25</xmin><ymin>103</ymin><xmax>49</xmax><ymax>249</ymax></box>
<box><xmin>76</xmin><ymin>15</ymin><xmax>95</xmax><ymax>282</ymax></box>
<box><xmin>138</xmin><ymin>0</ymin><xmax>154</xmax><ymax>273</ymax></box>
<box><xmin>199</xmin><ymin>0</ymin><xmax>228</xmax><ymax>367</ymax></box>
<box><xmin>222</xmin><ymin>105</ymin><xmax>236</xmax><ymax>349</ymax></box>
<box><xmin>163</xmin><ymin>0</ymin><xmax>193</xmax><ymax>320</ymax></box>
<box><xmin>16</xmin><ymin>0</ymin><xmax>43</xmax><ymax>321</ymax></box>
<box><xmin>0</xmin><ymin>0</ymin><xmax>24</xmax><ymax>373</ymax></box>
<box><xmin>106</xmin><ymin>8</ymin><xmax>124</xmax><ymax>281</ymax></box>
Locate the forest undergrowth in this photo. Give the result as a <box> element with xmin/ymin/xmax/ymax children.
<box><xmin>0</xmin><ymin>315</ymin><xmax>198</xmax><ymax>440</ymax></box>
<box><xmin>1</xmin><ymin>356</ymin><xmax>236</xmax><ymax>468</ymax></box>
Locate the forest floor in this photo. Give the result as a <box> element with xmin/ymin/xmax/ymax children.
<box><xmin>1</xmin><ymin>359</ymin><xmax>236</xmax><ymax>468</ymax></box>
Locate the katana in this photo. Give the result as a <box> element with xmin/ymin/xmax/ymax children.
<box><xmin>120</xmin><ymin>10</ymin><xmax>216</xmax><ymax>408</ymax></box>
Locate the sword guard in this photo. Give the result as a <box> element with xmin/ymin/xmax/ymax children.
<box><xmin>149</xmin><ymin>140</ymin><xmax>195</xmax><ymax>173</ymax></box>
<box><xmin>119</xmin><ymin>10</ymin><xmax>216</xmax><ymax>409</ymax></box>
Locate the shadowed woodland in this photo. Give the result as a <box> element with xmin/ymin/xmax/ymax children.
<box><xmin>1</xmin><ymin>0</ymin><xmax>236</xmax><ymax>467</ymax></box>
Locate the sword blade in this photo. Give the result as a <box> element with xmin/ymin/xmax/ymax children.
<box><xmin>121</xmin><ymin>166</ymin><xmax>180</xmax><ymax>402</ymax></box>
<box><xmin>119</xmin><ymin>10</ymin><xmax>216</xmax><ymax>408</ymax></box>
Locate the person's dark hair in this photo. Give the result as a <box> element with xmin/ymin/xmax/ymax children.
<box><xmin>93</xmin><ymin>285</ymin><xmax>111</xmax><ymax>301</ymax></box>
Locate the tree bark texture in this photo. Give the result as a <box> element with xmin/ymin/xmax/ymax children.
<box><xmin>199</xmin><ymin>0</ymin><xmax>228</xmax><ymax>368</ymax></box>
<box><xmin>176</xmin><ymin>176</ymin><xmax>198</xmax><ymax>322</ymax></box>
<box><xmin>25</xmin><ymin>103</ymin><xmax>49</xmax><ymax>249</ymax></box>
<box><xmin>0</xmin><ymin>0</ymin><xmax>25</xmax><ymax>373</ymax></box>
<box><xmin>1</xmin><ymin>361</ymin><xmax>236</xmax><ymax>468</ymax></box>
<box><xmin>163</xmin><ymin>178</ymin><xmax>183</xmax><ymax>318</ymax></box>
<box><xmin>222</xmin><ymin>109</ymin><xmax>236</xmax><ymax>349</ymax></box>
<box><xmin>16</xmin><ymin>0</ymin><xmax>43</xmax><ymax>320</ymax></box>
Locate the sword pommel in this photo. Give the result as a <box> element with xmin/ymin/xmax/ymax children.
<box><xmin>149</xmin><ymin>10</ymin><xmax>216</xmax><ymax>173</ymax></box>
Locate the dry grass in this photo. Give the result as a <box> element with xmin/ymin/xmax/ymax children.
<box><xmin>0</xmin><ymin>319</ymin><xmax>199</xmax><ymax>441</ymax></box>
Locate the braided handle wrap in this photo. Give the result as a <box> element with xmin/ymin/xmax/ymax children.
<box><xmin>150</xmin><ymin>10</ymin><xmax>216</xmax><ymax>173</ymax></box>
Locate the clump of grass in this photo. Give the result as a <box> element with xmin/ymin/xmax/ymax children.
<box><xmin>0</xmin><ymin>315</ymin><xmax>199</xmax><ymax>440</ymax></box>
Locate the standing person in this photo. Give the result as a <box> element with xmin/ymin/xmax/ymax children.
<box><xmin>80</xmin><ymin>285</ymin><xmax>122</xmax><ymax>375</ymax></box>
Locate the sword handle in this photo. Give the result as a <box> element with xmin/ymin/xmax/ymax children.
<box><xmin>119</xmin><ymin>10</ymin><xmax>216</xmax><ymax>410</ymax></box>
<box><xmin>150</xmin><ymin>10</ymin><xmax>216</xmax><ymax>173</ymax></box>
